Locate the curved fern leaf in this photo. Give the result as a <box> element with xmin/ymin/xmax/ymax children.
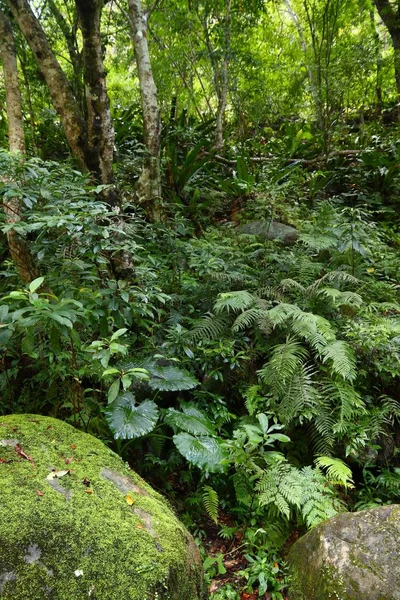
<box><xmin>319</xmin><ymin>340</ymin><xmax>357</xmax><ymax>381</ymax></box>
<box><xmin>202</xmin><ymin>485</ymin><xmax>219</xmax><ymax>523</ymax></box>
<box><xmin>314</xmin><ymin>456</ymin><xmax>354</xmax><ymax>488</ymax></box>
<box><xmin>214</xmin><ymin>290</ymin><xmax>255</xmax><ymax>314</ymax></box>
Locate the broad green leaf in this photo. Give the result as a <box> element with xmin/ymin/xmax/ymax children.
<box><xmin>165</xmin><ymin>406</ymin><xmax>215</xmax><ymax>435</ymax></box>
<box><xmin>106</xmin><ymin>393</ymin><xmax>159</xmax><ymax>439</ymax></box>
<box><xmin>29</xmin><ymin>277</ymin><xmax>44</xmax><ymax>294</ymax></box>
<box><xmin>110</xmin><ymin>328</ymin><xmax>128</xmax><ymax>341</ymax></box>
<box><xmin>108</xmin><ymin>379</ymin><xmax>120</xmax><ymax>404</ymax></box>
<box><xmin>173</xmin><ymin>432</ymin><xmax>226</xmax><ymax>472</ymax></box>
<box><xmin>147</xmin><ymin>365</ymin><xmax>199</xmax><ymax>392</ymax></box>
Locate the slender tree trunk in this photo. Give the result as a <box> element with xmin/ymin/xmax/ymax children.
<box><xmin>6</xmin><ymin>0</ymin><xmax>88</xmax><ymax>170</ymax></box>
<box><xmin>285</xmin><ymin>0</ymin><xmax>320</xmax><ymax>112</ymax></box>
<box><xmin>126</xmin><ymin>0</ymin><xmax>162</xmax><ymax>221</ymax></box>
<box><xmin>0</xmin><ymin>9</ymin><xmax>39</xmax><ymax>284</ymax></box>
<box><xmin>199</xmin><ymin>0</ymin><xmax>231</xmax><ymax>151</ymax></box>
<box><xmin>370</xmin><ymin>9</ymin><xmax>383</xmax><ymax>116</ymax></box>
<box><xmin>373</xmin><ymin>0</ymin><xmax>400</xmax><ymax>119</ymax></box>
<box><xmin>75</xmin><ymin>0</ymin><xmax>115</xmax><ymax>187</ymax></box>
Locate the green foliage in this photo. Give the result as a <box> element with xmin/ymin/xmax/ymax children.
<box><xmin>105</xmin><ymin>394</ymin><xmax>159</xmax><ymax>439</ymax></box>
<box><xmin>202</xmin><ymin>485</ymin><xmax>219</xmax><ymax>524</ymax></box>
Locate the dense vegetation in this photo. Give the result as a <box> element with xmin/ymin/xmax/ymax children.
<box><xmin>1</xmin><ymin>0</ymin><xmax>400</xmax><ymax>597</ymax></box>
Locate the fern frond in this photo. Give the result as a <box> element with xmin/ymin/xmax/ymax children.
<box><xmin>257</xmin><ymin>286</ymin><xmax>288</xmax><ymax>303</ymax></box>
<box><xmin>315</xmin><ymin>287</ymin><xmax>363</xmax><ymax>307</ymax></box>
<box><xmin>232</xmin><ymin>308</ymin><xmax>266</xmax><ymax>333</ymax></box>
<box><xmin>279</xmin><ymin>279</ymin><xmax>306</xmax><ymax>294</ymax></box>
<box><xmin>202</xmin><ymin>485</ymin><xmax>219</xmax><ymax>523</ymax></box>
<box><xmin>314</xmin><ymin>456</ymin><xmax>354</xmax><ymax>488</ymax></box>
<box><xmin>319</xmin><ymin>340</ymin><xmax>357</xmax><ymax>381</ymax></box>
<box><xmin>189</xmin><ymin>313</ymin><xmax>230</xmax><ymax>341</ymax></box>
<box><xmin>258</xmin><ymin>339</ymin><xmax>309</xmax><ymax>390</ymax></box>
<box><xmin>307</xmin><ymin>270</ymin><xmax>359</xmax><ymax>293</ymax></box>
<box><xmin>214</xmin><ymin>290</ymin><xmax>255</xmax><ymax>314</ymax></box>
<box><xmin>276</xmin><ymin>364</ymin><xmax>318</xmax><ymax>423</ymax></box>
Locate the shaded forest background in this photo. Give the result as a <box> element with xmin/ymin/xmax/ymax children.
<box><xmin>1</xmin><ymin>0</ymin><xmax>400</xmax><ymax>597</ymax></box>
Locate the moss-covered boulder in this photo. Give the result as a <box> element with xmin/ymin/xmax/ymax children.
<box><xmin>287</xmin><ymin>505</ymin><xmax>400</xmax><ymax>600</ymax></box>
<box><xmin>0</xmin><ymin>414</ymin><xmax>207</xmax><ymax>600</ymax></box>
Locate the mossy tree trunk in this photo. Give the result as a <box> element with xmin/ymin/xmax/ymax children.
<box><xmin>0</xmin><ymin>8</ymin><xmax>39</xmax><ymax>284</ymax></box>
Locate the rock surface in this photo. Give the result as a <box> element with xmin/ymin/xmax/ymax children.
<box><xmin>0</xmin><ymin>414</ymin><xmax>207</xmax><ymax>600</ymax></box>
<box><xmin>237</xmin><ymin>220</ymin><xmax>298</xmax><ymax>244</ymax></box>
<box><xmin>287</xmin><ymin>504</ymin><xmax>400</xmax><ymax>600</ymax></box>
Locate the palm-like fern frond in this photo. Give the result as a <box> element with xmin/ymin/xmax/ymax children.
<box><xmin>258</xmin><ymin>339</ymin><xmax>309</xmax><ymax>390</ymax></box>
<box><xmin>232</xmin><ymin>308</ymin><xmax>267</xmax><ymax>333</ymax></box>
<box><xmin>202</xmin><ymin>485</ymin><xmax>219</xmax><ymax>523</ymax></box>
<box><xmin>214</xmin><ymin>290</ymin><xmax>255</xmax><ymax>314</ymax></box>
<box><xmin>189</xmin><ymin>313</ymin><xmax>230</xmax><ymax>341</ymax></box>
<box><xmin>314</xmin><ymin>456</ymin><xmax>354</xmax><ymax>487</ymax></box>
<box><xmin>319</xmin><ymin>341</ymin><xmax>357</xmax><ymax>381</ymax></box>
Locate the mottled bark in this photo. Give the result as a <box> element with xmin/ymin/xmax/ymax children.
<box><xmin>126</xmin><ymin>0</ymin><xmax>162</xmax><ymax>220</ymax></box>
<box><xmin>6</xmin><ymin>0</ymin><xmax>87</xmax><ymax>170</ymax></box>
<box><xmin>46</xmin><ymin>0</ymin><xmax>84</xmax><ymax>113</ymax></box>
<box><xmin>0</xmin><ymin>9</ymin><xmax>39</xmax><ymax>284</ymax></box>
<box><xmin>373</xmin><ymin>0</ymin><xmax>400</xmax><ymax>118</ymax></box>
<box><xmin>75</xmin><ymin>0</ymin><xmax>115</xmax><ymax>186</ymax></box>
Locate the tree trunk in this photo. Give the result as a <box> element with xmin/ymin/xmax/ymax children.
<box><xmin>0</xmin><ymin>9</ymin><xmax>39</xmax><ymax>284</ymax></box>
<box><xmin>370</xmin><ymin>9</ymin><xmax>383</xmax><ymax>116</ymax></box>
<box><xmin>75</xmin><ymin>0</ymin><xmax>115</xmax><ymax>187</ymax></box>
<box><xmin>373</xmin><ymin>0</ymin><xmax>400</xmax><ymax>119</ymax></box>
<box><xmin>199</xmin><ymin>0</ymin><xmax>231</xmax><ymax>151</ymax></box>
<box><xmin>126</xmin><ymin>0</ymin><xmax>162</xmax><ymax>221</ymax></box>
<box><xmin>6</xmin><ymin>0</ymin><xmax>88</xmax><ymax>170</ymax></box>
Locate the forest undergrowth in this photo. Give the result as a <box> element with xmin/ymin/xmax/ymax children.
<box><xmin>1</xmin><ymin>120</ymin><xmax>400</xmax><ymax>599</ymax></box>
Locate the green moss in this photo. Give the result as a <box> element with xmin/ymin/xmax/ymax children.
<box><xmin>0</xmin><ymin>414</ymin><xmax>207</xmax><ymax>600</ymax></box>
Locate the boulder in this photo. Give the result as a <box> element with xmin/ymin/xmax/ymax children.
<box><xmin>0</xmin><ymin>414</ymin><xmax>207</xmax><ymax>600</ymax></box>
<box><xmin>287</xmin><ymin>505</ymin><xmax>400</xmax><ymax>600</ymax></box>
<box><xmin>237</xmin><ymin>220</ymin><xmax>298</xmax><ymax>245</ymax></box>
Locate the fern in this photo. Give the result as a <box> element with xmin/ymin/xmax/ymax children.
<box><xmin>202</xmin><ymin>485</ymin><xmax>219</xmax><ymax>523</ymax></box>
<box><xmin>314</xmin><ymin>456</ymin><xmax>354</xmax><ymax>488</ymax></box>
<box><xmin>214</xmin><ymin>290</ymin><xmax>255</xmax><ymax>314</ymax></box>
<box><xmin>319</xmin><ymin>341</ymin><xmax>357</xmax><ymax>381</ymax></box>
<box><xmin>189</xmin><ymin>313</ymin><xmax>230</xmax><ymax>341</ymax></box>
<box><xmin>232</xmin><ymin>307</ymin><xmax>267</xmax><ymax>333</ymax></box>
<box><xmin>256</xmin><ymin>463</ymin><xmax>345</xmax><ymax>527</ymax></box>
<box><xmin>258</xmin><ymin>339</ymin><xmax>309</xmax><ymax>389</ymax></box>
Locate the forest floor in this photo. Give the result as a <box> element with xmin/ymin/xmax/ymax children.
<box><xmin>201</xmin><ymin>513</ymin><xmax>291</xmax><ymax>599</ymax></box>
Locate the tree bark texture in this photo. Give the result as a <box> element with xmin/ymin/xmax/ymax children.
<box><xmin>75</xmin><ymin>0</ymin><xmax>115</xmax><ymax>186</ymax></box>
<box><xmin>127</xmin><ymin>0</ymin><xmax>162</xmax><ymax>220</ymax></box>
<box><xmin>0</xmin><ymin>9</ymin><xmax>40</xmax><ymax>283</ymax></box>
<box><xmin>6</xmin><ymin>0</ymin><xmax>88</xmax><ymax>170</ymax></box>
<box><xmin>373</xmin><ymin>0</ymin><xmax>400</xmax><ymax>117</ymax></box>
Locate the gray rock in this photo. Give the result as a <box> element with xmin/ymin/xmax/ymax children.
<box><xmin>237</xmin><ymin>220</ymin><xmax>298</xmax><ymax>245</ymax></box>
<box><xmin>287</xmin><ymin>505</ymin><xmax>400</xmax><ymax>600</ymax></box>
